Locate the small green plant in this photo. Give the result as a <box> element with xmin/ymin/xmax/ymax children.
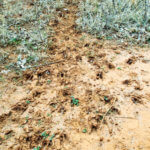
<box><xmin>49</xmin><ymin>134</ymin><xmax>55</xmax><ymax>141</ymax></box>
<box><xmin>33</xmin><ymin>146</ymin><xmax>41</xmax><ymax>150</ymax></box>
<box><xmin>99</xmin><ymin>115</ymin><xmax>103</xmax><ymax>120</ymax></box>
<box><xmin>25</xmin><ymin>116</ymin><xmax>29</xmax><ymax>123</ymax></box>
<box><xmin>117</xmin><ymin>67</ymin><xmax>122</xmax><ymax>70</ymax></box>
<box><xmin>8</xmin><ymin>38</ymin><xmax>22</xmax><ymax>45</ymax></box>
<box><xmin>47</xmin><ymin>79</ymin><xmax>51</xmax><ymax>84</ymax></box>
<box><xmin>82</xmin><ymin>128</ymin><xmax>87</xmax><ymax>133</ymax></box>
<box><xmin>41</xmin><ymin>131</ymin><xmax>49</xmax><ymax>139</ymax></box>
<box><xmin>95</xmin><ymin>110</ymin><xmax>99</xmax><ymax>113</ymax></box>
<box><xmin>38</xmin><ymin>120</ymin><xmax>42</xmax><ymax>126</ymax></box>
<box><xmin>26</xmin><ymin>100</ymin><xmax>31</xmax><ymax>104</ymax></box>
<box><xmin>4</xmin><ymin>133</ymin><xmax>12</xmax><ymax>140</ymax></box>
<box><xmin>0</xmin><ymin>76</ymin><xmax>5</xmax><ymax>82</ymax></box>
<box><xmin>64</xmin><ymin>86</ymin><xmax>68</xmax><ymax>88</ymax></box>
<box><xmin>104</xmin><ymin>96</ymin><xmax>109</xmax><ymax>103</ymax></box>
<box><xmin>71</xmin><ymin>96</ymin><xmax>79</xmax><ymax>106</ymax></box>
<box><xmin>47</xmin><ymin>113</ymin><xmax>52</xmax><ymax>117</ymax></box>
<box><xmin>104</xmin><ymin>96</ymin><xmax>108</xmax><ymax>101</ymax></box>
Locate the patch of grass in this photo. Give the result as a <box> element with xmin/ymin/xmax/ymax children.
<box><xmin>8</xmin><ymin>38</ymin><xmax>22</xmax><ymax>46</ymax></box>
<box><xmin>77</xmin><ymin>0</ymin><xmax>150</xmax><ymax>45</ymax></box>
<box><xmin>71</xmin><ymin>96</ymin><xmax>79</xmax><ymax>106</ymax></box>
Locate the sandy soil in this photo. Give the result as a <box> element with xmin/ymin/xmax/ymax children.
<box><xmin>0</xmin><ymin>1</ymin><xmax>150</xmax><ymax>150</ymax></box>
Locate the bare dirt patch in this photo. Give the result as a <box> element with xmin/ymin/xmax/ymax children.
<box><xmin>0</xmin><ymin>1</ymin><xmax>150</xmax><ymax>150</ymax></box>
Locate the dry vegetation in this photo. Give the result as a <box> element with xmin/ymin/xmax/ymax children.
<box><xmin>0</xmin><ymin>0</ymin><xmax>64</xmax><ymax>71</ymax></box>
<box><xmin>77</xmin><ymin>0</ymin><xmax>150</xmax><ymax>45</ymax></box>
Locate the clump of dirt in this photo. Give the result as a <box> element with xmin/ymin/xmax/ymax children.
<box><xmin>0</xmin><ymin>1</ymin><xmax>150</xmax><ymax>150</ymax></box>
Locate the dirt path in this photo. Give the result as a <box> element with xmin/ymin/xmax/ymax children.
<box><xmin>0</xmin><ymin>1</ymin><xmax>150</xmax><ymax>150</ymax></box>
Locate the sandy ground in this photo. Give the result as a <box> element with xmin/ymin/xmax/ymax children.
<box><xmin>0</xmin><ymin>1</ymin><xmax>150</xmax><ymax>150</ymax></box>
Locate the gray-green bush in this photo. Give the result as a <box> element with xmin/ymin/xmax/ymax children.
<box><xmin>76</xmin><ymin>0</ymin><xmax>150</xmax><ymax>45</ymax></box>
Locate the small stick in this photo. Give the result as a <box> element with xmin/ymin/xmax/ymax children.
<box><xmin>25</xmin><ymin>60</ymin><xmax>64</xmax><ymax>69</ymax></box>
<box><xmin>100</xmin><ymin>104</ymin><xmax>114</xmax><ymax>129</ymax></box>
<box><xmin>113</xmin><ymin>116</ymin><xmax>137</xmax><ymax>120</ymax></box>
<box><xmin>4</xmin><ymin>60</ymin><xmax>64</xmax><ymax>70</ymax></box>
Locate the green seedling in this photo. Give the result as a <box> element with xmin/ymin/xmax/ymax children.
<box><xmin>117</xmin><ymin>67</ymin><xmax>122</xmax><ymax>70</ymax></box>
<box><xmin>47</xmin><ymin>79</ymin><xmax>51</xmax><ymax>84</ymax></box>
<box><xmin>82</xmin><ymin>128</ymin><xmax>87</xmax><ymax>133</ymax></box>
<box><xmin>99</xmin><ymin>115</ymin><xmax>103</xmax><ymax>120</ymax></box>
<box><xmin>71</xmin><ymin>96</ymin><xmax>79</xmax><ymax>106</ymax></box>
<box><xmin>41</xmin><ymin>131</ymin><xmax>49</xmax><ymax>139</ymax></box>
<box><xmin>26</xmin><ymin>100</ymin><xmax>31</xmax><ymax>104</ymax></box>
<box><xmin>25</xmin><ymin>116</ymin><xmax>29</xmax><ymax>123</ymax></box>
<box><xmin>95</xmin><ymin>110</ymin><xmax>99</xmax><ymax>113</ymax></box>
<box><xmin>38</xmin><ymin>120</ymin><xmax>42</xmax><ymax>126</ymax></box>
<box><xmin>104</xmin><ymin>96</ymin><xmax>110</xmax><ymax>103</ymax></box>
<box><xmin>49</xmin><ymin>134</ymin><xmax>55</xmax><ymax>141</ymax></box>
<box><xmin>104</xmin><ymin>96</ymin><xmax>108</xmax><ymax>101</ymax></box>
<box><xmin>0</xmin><ymin>76</ymin><xmax>5</xmax><ymax>82</ymax></box>
<box><xmin>4</xmin><ymin>133</ymin><xmax>12</xmax><ymax>140</ymax></box>
<box><xmin>47</xmin><ymin>113</ymin><xmax>51</xmax><ymax>117</ymax></box>
<box><xmin>33</xmin><ymin>146</ymin><xmax>41</xmax><ymax>150</ymax></box>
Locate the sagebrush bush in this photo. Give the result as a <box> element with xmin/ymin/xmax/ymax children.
<box><xmin>76</xmin><ymin>0</ymin><xmax>150</xmax><ymax>45</ymax></box>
